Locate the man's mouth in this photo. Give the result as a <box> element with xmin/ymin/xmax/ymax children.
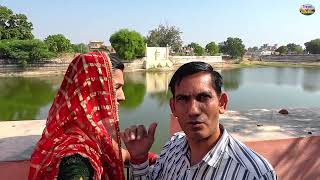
<box><xmin>188</xmin><ymin>120</ymin><xmax>205</xmax><ymax>129</ymax></box>
<box><xmin>189</xmin><ymin>121</ymin><xmax>203</xmax><ymax>125</ymax></box>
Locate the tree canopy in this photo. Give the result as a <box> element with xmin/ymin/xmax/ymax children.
<box><xmin>219</xmin><ymin>37</ymin><xmax>246</xmax><ymax>59</ymax></box>
<box><xmin>72</xmin><ymin>43</ymin><xmax>89</xmax><ymax>53</ymax></box>
<box><xmin>305</xmin><ymin>39</ymin><xmax>320</xmax><ymax>54</ymax></box>
<box><xmin>286</xmin><ymin>43</ymin><xmax>303</xmax><ymax>54</ymax></box>
<box><xmin>205</xmin><ymin>42</ymin><xmax>219</xmax><ymax>55</ymax></box>
<box><xmin>188</xmin><ymin>42</ymin><xmax>205</xmax><ymax>56</ymax></box>
<box><xmin>0</xmin><ymin>6</ymin><xmax>34</xmax><ymax>40</ymax></box>
<box><xmin>146</xmin><ymin>24</ymin><xmax>183</xmax><ymax>53</ymax></box>
<box><xmin>44</xmin><ymin>34</ymin><xmax>73</xmax><ymax>53</ymax></box>
<box><xmin>275</xmin><ymin>46</ymin><xmax>288</xmax><ymax>55</ymax></box>
<box><xmin>109</xmin><ymin>29</ymin><xmax>145</xmax><ymax>60</ymax></box>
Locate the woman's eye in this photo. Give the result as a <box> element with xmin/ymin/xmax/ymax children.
<box><xmin>114</xmin><ymin>85</ymin><xmax>120</xmax><ymax>90</ymax></box>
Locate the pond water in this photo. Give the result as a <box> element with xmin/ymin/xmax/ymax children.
<box><xmin>1</xmin><ymin>67</ymin><xmax>319</xmax><ymax>152</ymax></box>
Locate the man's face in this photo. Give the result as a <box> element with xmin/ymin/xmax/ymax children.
<box><xmin>113</xmin><ymin>69</ymin><xmax>125</xmax><ymax>104</ymax></box>
<box><xmin>170</xmin><ymin>72</ymin><xmax>228</xmax><ymax>141</ymax></box>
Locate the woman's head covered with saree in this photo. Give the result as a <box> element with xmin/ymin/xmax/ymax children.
<box><xmin>29</xmin><ymin>52</ymin><xmax>125</xmax><ymax>180</ymax></box>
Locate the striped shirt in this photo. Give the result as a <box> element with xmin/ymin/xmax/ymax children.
<box><xmin>130</xmin><ymin>126</ymin><xmax>277</xmax><ymax>180</ymax></box>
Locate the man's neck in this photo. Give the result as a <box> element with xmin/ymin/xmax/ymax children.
<box><xmin>187</xmin><ymin>126</ymin><xmax>222</xmax><ymax>166</ymax></box>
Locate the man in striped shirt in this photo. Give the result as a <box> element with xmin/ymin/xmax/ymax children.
<box><xmin>121</xmin><ymin>62</ymin><xmax>277</xmax><ymax>180</ymax></box>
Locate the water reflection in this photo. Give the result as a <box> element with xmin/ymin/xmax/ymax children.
<box><xmin>274</xmin><ymin>67</ymin><xmax>300</xmax><ymax>86</ymax></box>
<box><xmin>221</xmin><ymin>68</ymin><xmax>242</xmax><ymax>91</ymax></box>
<box><xmin>1</xmin><ymin>67</ymin><xmax>320</xmax><ymax>121</ymax></box>
<box><xmin>121</xmin><ymin>79</ymin><xmax>146</xmax><ymax>110</ymax></box>
<box><xmin>0</xmin><ymin>77</ymin><xmax>57</xmax><ymax>121</ymax></box>
<box><xmin>145</xmin><ymin>72</ymin><xmax>173</xmax><ymax>94</ymax></box>
<box><xmin>303</xmin><ymin>68</ymin><xmax>320</xmax><ymax>92</ymax></box>
<box><xmin>146</xmin><ymin>72</ymin><xmax>173</xmax><ymax>107</ymax></box>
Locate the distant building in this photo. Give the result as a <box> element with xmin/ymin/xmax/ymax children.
<box><xmin>88</xmin><ymin>41</ymin><xmax>117</xmax><ymax>53</ymax></box>
<box><xmin>145</xmin><ymin>45</ymin><xmax>172</xmax><ymax>69</ymax></box>
<box><xmin>178</xmin><ymin>46</ymin><xmax>194</xmax><ymax>55</ymax></box>
<box><xmin>247</xmin><ymin>44</ymin><xmax>278</xmax><ymax>57</ymax></box>
<box><xmin>260</xmin><ymin>44</ymin><xmax>278</xmax><ymax>51</ymax></box>
<box><xmin>88</xmin><ymin>41</ymin><xmax>106</xmax><ymax>51</ymax></box>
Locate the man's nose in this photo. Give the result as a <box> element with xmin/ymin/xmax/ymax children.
<box><xmin>188</xmin><ymin>99</ymin><xmax>201</xmax><ymax>117</ymax></box>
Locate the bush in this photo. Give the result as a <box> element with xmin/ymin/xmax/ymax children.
<box><xmin>0</xmin><ymin>39</ymin><xmax>56</xmax><ymax>64</ymax></box>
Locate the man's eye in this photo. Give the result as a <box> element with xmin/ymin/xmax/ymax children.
<box><xmin>177</xmin><ymin>96</ymin><xmax>187</xmax><ymax>101</ymax></box>
<box><xmin>198</xmin><ymin>95</ymin><xmax>210</xmax><ymax>101</ymax></box>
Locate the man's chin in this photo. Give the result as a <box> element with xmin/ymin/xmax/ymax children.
<box><xmin>186</xmin><ymin>130</ymin><xmax>209</xmax><ymax>141</ymax></box>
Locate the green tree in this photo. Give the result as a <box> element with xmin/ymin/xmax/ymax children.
<box><xmin>286</xmin><ymin>43</ymin><xmax>303</xmax><ymax>54</ymax></box>
<box><xmin>220</xmin><ymin>37</ymin><xmax>245</xmax><ymax>59</ymax></box>
<box><xmin>188</xmin><ymin>42</ymin><xmax>205</xmax><ymax>56</ymax></box>
<box><xmin>146</xmin><ymin>24</ymin><xmax>183</xmax><ymax>53</ymax></box>
<box><xmin>305</xmin><ymin>39</ymin><xmax>320</xmax><ymax>54</ymax></box>
<box><xmin>109</xmin><ymin>29</ymin><xmax>145</xmax><ymax>60</ymax></box>
<box><xmin>44</xmin><ymin>34</ymin><xmax>73</xmax><ymax>53</ymax></box>
<box><xmin>205</xmin><ymin>42</ymin><xmax>219</xmax><ymax>55</ymax></box>
<box><xmin>275</xmin><ymin>46</ymin><xmax>288</xmax><ymax>55</ymax></box>
<box><xmin>0</xmin><ymin>6</ymin><xmax>34</xmax><ymax>40</ymax></box>
<box><xmin>72</xmin><ymin>43</ymin><xmax>89</xmax><ymax>53</ymax></box>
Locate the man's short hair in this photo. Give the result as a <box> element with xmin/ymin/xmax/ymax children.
<box><xmin>169</xmin><ymin>61</ymin><xmax>223</xmax><ymax>96</ymax></box>
<box><xmin>109</xmin><ymin>53</ymin><xmax>124</xmax><ymax>71</ymax></box>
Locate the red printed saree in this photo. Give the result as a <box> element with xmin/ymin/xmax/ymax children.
<box><xmin>29</xmin><ymin>52</ymin><xmax>124</xmax><ymax>180</ymax></box>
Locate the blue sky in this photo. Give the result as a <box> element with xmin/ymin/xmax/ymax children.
<box><xmin>1</xmin><ymin>0</ymin><xmax>319</xmax><ymax>48</ymax></box>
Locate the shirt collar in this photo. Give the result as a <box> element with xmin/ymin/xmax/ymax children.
<box><xmin>202</xmin><ymin>124</ymin><xmax>229</xmax><ymax>167</ymax></box>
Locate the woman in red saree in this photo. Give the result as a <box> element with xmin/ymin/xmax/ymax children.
<box><xmin>29</xmin><ymin>51</ymin><xmax>126</xmax><ymax>180</ymax></box>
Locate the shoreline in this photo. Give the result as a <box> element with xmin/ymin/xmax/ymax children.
<box><xmin>1</xmin><ymin>60</ymin><xmax>320</xmax><ymax>77</ymax></box>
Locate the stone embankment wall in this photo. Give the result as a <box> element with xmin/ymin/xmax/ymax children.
<box><xmin>259</xmin><ymin>54</ymin><xmax>320</xmax><ymax>62</ymax></box>
<box><xmin>0</xmin><ymin>54</ymin><xmax>74</xmax><ymax>74</ymax></box>
<box><xmin>0</xmin><ymin>55</ymin><xmax>225</xmax><ymax>74</ymax></box>
<box><xmin>170</xmin><ymin>56</ymin><xmax>222</xmax><ymax>64</ymax></box>
<box><xmin>122</xmin><ymin>58</ymin><xmax>145</xmax><ymax>72</ymax></box>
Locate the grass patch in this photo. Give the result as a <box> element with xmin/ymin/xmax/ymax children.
<box><xmin>248</xmin><ymin>61</ymin><xmax>320</xmax><ymax>68</ymax></box>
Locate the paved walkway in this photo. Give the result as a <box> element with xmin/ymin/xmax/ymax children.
<box><xmin>0</xmin><ymin>108</ymin><xmax>319</xmax><ymax>162</ymax></box>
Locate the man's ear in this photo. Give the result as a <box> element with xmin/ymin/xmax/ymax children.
<box><xmin>219</xmin><ymin>92</ymin><xmax>228</xmax><ymax>114</ymax></box>
<box><xmin>169</xmin><ymin>97</ymin><xmax>176</xmax><ymax>115</ymax></box>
